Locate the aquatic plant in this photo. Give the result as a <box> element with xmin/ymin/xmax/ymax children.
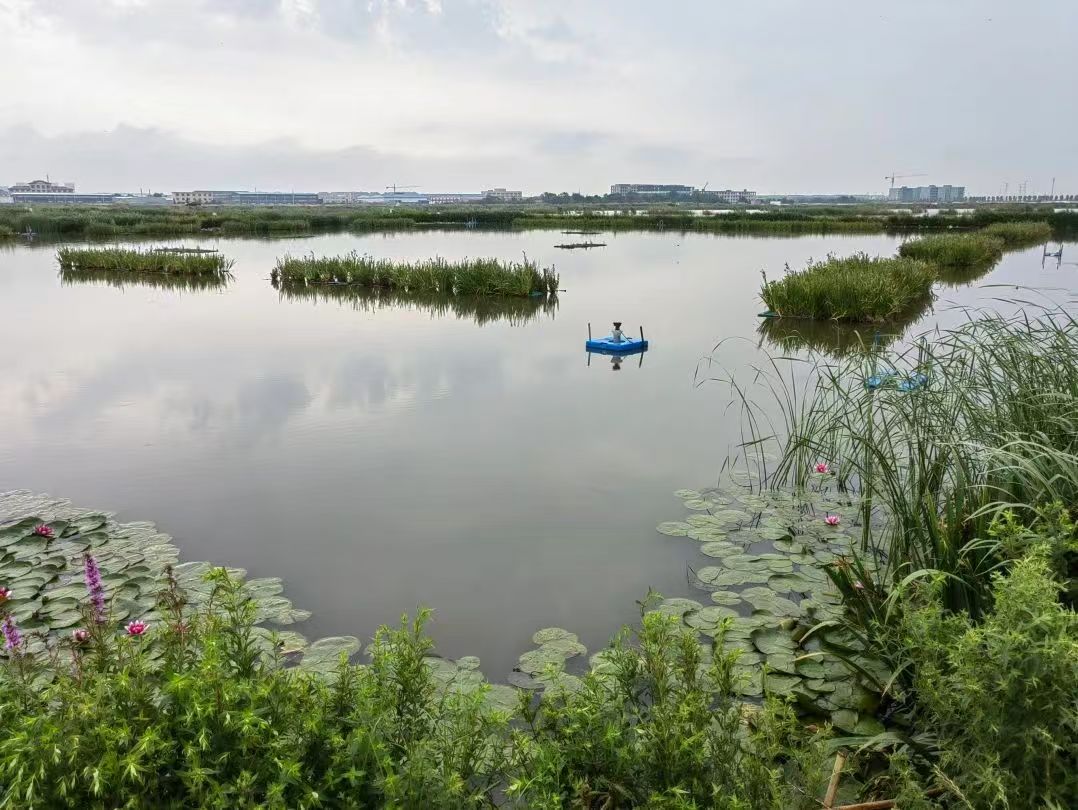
<box><xmin>980</xmin><ymin>220</ymin><xmax>1053</xmax><ymax>248</ymax></box>
<box><xmin>272</xmin><ymin>252</ymin><xmax>559</xmax><ymax>297</ymax></box>
<box><xmin>56</xmin><ymin>247</ymin><xmax>234</xmax><ymax>276</ymax></box>
<box><xmin>124</xmin><ymin>619</ymin><xmax>148</xmax><ymax>636</ymax></box>
<box><xmin>897</xmin><ymin>232</ymin><xmax>1003</xmax><ymax>268</ymax></box>
<box><xmin>759</xmin><ymin>253</ymin><xmax>936</xmax><ymax>322</ymax></box>
<box><xmin>1</xmin><ymin>616</ymin><xmax>20</xmax><ymax>651</ymax></box>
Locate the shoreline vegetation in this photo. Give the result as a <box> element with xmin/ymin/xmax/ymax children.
<box><xmin>271</xmin><ymin>253</ymin><xmax>560</xmax><ymax>298</ymax></box>
<box><xmin>2</xmin><ymin>203</ymin><xmax>1075</xmax><ymax>241</ymax></box>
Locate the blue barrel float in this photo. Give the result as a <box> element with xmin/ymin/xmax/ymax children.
<box><xmin>586</xmin><ymin>322</ymin><xmax>649</xmax><ymax>355</ymax></box>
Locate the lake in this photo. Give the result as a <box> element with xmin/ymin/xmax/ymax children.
<box><xmin>1</xmin><ymin>229</ymin><xmax>1074</xmax><ymax>676</ymax></box>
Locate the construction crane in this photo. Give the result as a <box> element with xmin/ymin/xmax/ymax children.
<box><xmin>885</xmin><ymin>171</ymin><xmax>926</xmax><ymax>190</ymax></box>
<box><xmin>385</xmin><ymin>184</ymin><xmax>419</xmax><ymax>193</ymax></box>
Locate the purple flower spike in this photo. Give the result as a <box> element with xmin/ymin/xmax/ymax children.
<box><xmin>2</xmin><ymin>615</ymin><xmax>22</xmax><ymax>651</ymax></box>
<box><xmin>83</xmin><ymin>554</ymin><xmax>106</xmax><ymax>624</ymax></box>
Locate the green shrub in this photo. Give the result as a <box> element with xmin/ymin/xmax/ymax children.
<box><xmin>980</xmin><ymin>221</ymin><xmax>1053</xmax><ymax>247</ymax></box>
<box><xmin>898</xmin><ymin>546</ymin><xmax>1078</xmax><ymax>809</ymax></box>
<box><xmin>759</xmin><ymin>253</ymin><xmax>935</xmax><ymax>322</ymax></box>
<box><xmin>510</xmin><ymin>609</ymin><xmax>833</xmax><ymax>809</ymax></box>
<box><xmin>897</xmin><ymin>233</ymin><xmax>1003</xmax><ymax>268</ymax></box>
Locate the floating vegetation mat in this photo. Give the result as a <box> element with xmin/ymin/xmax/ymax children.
<box><xmin>271</xmin><ymin>252</ymin><xmax>559</xmax><ymax>297</ymax></box>
<box><xmin>56</xmin><ymin>247</ymin><xmax>234</xmax><ymax>276</ymax></box>
<box><xmin>0</xmin><ymin>491</ymin><xmax>512</xmax><ymax>709</ymax></box>
<box><xmin>653</xmin><ymin>478</ymin><xmax>889</xmax><ymax>733</ymax></box>
<box><xmin>273</xmin><ymin>281</ymin><xmax>558</xmax><ymax>326</ymax></box>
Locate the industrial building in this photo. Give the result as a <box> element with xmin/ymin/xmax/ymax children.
<box><xmin>710</xmin><ymin>189</ymin><xmax>758</xmax><ymax>203</ymax></box>
<box><xmin>10</xmin><ymin>192</ymin><xmax>115</xmax><ymax>204</ymax></box>
<box><xmin>172</xmin><ymin>190</ymin><xmax>320</xmax><ymax>205</ymax></box>
<box><xmin>610</xmin><ymin>183</ymin><xmax>694</xmax><ymax>195</ymax></box>
<box><xmin>887</xmin><ymin>185</ymin><xmax>966</xmax><ymax>203</ymax></box>
<box><xmin>481</xmin><ymin>188</ymin><xmax>523</xmax><ymax>201</ymax></box>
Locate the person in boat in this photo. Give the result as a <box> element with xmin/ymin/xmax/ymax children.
<box><xmin>610</xmin><ymin>321</ymin><xmax>627</xmax><ymax>343</ymax></box>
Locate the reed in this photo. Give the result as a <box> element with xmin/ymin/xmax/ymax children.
<box><xmin>979</xmin><ymin>221</ymin><xmax>1053</xmax><ymax>248</ymax></box>
<box><xmin>759</xmin><ymin>253</ymin><xmax>935</xmax><ymax>322</ymax></box>
<box><xmin>56</xmin><ymin>247</ymin><xmax>234</xmax><ymax>275</ymax></box>
<box><xmin>271</xmin><ymin>252</ymin><xmax>559</xmax><ymax>297</ymax></box>
<box><xmin>897</xmin><ymin>233</ymin><xmax>1003</xmax><ymax>268</ymax></box>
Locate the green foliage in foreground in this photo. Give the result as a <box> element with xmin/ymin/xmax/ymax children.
<box><xmin>759</xmin><ymin>253</ymin><xmax>935</xmax><ymax>322</ymax></box>
<box><xmin>980</xmin><ymin>220</ymin><xmax>1054</xmax><ymax>247</ymax></box>
<box><xmin>272</xmin><ymin>252</ymin><xmax>559</xmax><ymax>297</ymax></box>
<box><xmin>897</xmin><ymin>544</ymin><xmax>1078</xmax><ymax>810</ymax></box>
<box><xmin>56</xmin><ymin>247</ymin><xmax>233</xmax><ymax>276</ymax></box>
<box><xmin>0</xmin><ymin>571</ymin><xmax>839</xmax><ymax>809</ymax></box>
<box><xmin>897</xmin><ymin>233</ymin><xmax>1004</xmax><ymax>268</ymax></box>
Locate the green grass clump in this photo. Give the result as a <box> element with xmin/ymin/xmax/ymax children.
<box><xmin>760</xmin><ymin>253</ymin><xmax>936</xmax><ymax>322</ymax></box>
<box><xmin>980</xmin><ymin>220</ymin><xmax>1053</xmax><ymax>247</ymax></box>
<box><xmin>56</xmin><ymin>247</ymin><xmax>233</xmax><ymax>276</ymax></box>
<box><xmin>897</xmin><ymin>233</ymin><xmax>1004</xmax><ymax>268</ymax></box>
<box><xmin>272</xmin><ymin>252</ymin><xmax>559</xmax><ymax>297</ymax></box>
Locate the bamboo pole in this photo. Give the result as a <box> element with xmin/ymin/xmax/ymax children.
<box><xmin>823</xmin><ymin>750</ymin><xmax>847</xmax><ymax>808</ymax></box>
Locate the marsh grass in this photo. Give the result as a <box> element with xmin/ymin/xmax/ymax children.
<box><xmin>759</xmin><ymin>253</ymin><xmax>936</xmax><ymax>322</ymax></box>
<box><xmin>980</xmin><ymin>221</ymin><xmax>1053</xmax><ymax>248</ymax></box>
<box><xmin>272</xmin><ymin>252</ymin><xmax>559</xmax><ymax>297</ymax></box>
<box><xmin>56</xmin><ymin>247</ymin><xmax>234</xmax><ymax>276</ymax></box>
<box><xmin>897</xmin><ymin>233</ymin><xmax>1004</xmax><ymax>268</ymax></box>
<box><xmin>274</xmin><ymin>282</ymin><xmax>558</xmax><ymax>326</ymax></box>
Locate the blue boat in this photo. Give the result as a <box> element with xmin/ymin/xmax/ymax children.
<box><xmin>586</xmin><ymin>336</ymin><xmax>649</xmax><ymax>355</ymax></box>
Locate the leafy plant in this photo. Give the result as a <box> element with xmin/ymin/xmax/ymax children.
<box><xmin>897</xmin><ymin>233</ymin><xmax>1003</xmax><ymax>268</ymax></box>
<box><xmin>980</xmin><ymin>221</ymin><xmax>1053</xmax><ymax>248</ymax></box>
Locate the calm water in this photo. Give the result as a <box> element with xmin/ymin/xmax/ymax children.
<box><xmin>1</xmin><ymin>230</ymin><xmax>1074</xmax><ymax>675</ymax></box>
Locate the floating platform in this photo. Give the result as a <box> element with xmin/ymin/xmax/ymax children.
<box><xmin>586</xmin><ymin>336</ymin><xmax>649</xmax><ymax>355</ymax></box>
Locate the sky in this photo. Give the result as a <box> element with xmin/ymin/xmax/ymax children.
<box><xmin>1</xmin><ymin>0</ymin><xmax>1075</xmax><ymax>195</ymax></box>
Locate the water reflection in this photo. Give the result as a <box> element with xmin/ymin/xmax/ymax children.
<box><xmin>756</xmin><ymin>310</ymin><xmax>927</xmax><ymax>359</ymax></box>
<box><xmin>59</xmin><ymin>268</ymin><xmax>234</xmax><ymax>292</ymax></box>
<box><xmin>273</xmin><ymin>280</ymin><xmax>559</xmax><ymax>327</ymax></box>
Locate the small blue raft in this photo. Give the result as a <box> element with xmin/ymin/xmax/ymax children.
<box><xmin>586</xmin><ymin>336</ymin><xmax>649</xmax><ymax>355</ymax></box>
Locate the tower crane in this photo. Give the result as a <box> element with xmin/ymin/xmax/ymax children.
<box><xmin>885</xmin><ymin>171</ymin><xmax>926</xmax><ymax>190</ymax></box>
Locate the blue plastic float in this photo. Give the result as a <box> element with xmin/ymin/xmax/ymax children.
<box><xmin>586</xmin><ymin>336</ymin><xmax>649</xmax><ymax>355</ymax></box>
<box><xmin>866</xmin><ymin>370</ymin><xmax>929</xmax><ymax>391</ymax></box>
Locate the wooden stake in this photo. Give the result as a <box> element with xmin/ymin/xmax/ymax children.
<box><xmin>639</xmin><ymin>325</ymin><xmax>645</xmax><ymax>342</ymax></box>
<box><xmin>588</xmin><ymin>322</ymin><xmax>592</xmax><ymax>340</ymax></box>
<box><xmin>823</xmin><ymin>750</ymin><xmax>847</xmax><ymax>808</ymax></box>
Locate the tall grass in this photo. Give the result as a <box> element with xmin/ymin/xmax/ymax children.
<box><xmin>897</xmin><ymin>233</ymin><xmax>1003</xmax><ymax>268</ymax></box>
<box><xmin>741</xmin><ymin>309</ymin><xmax>1078</xmax><ymax>616</ymax></box>
<box><xmin>272</xmin><ymin>252</ymin><xmax>559</xmax><ymax>297</ymax></box>
<box><xmin>56</xmin><ymin>247</ymin><xmax>233</xmax><ymax>276</ymax></box>
<box><xmin>759</xmin><ymin>253</ymin><xmax>936</xmax><ymax>322</ymax></box>
<box><xmin>980</xmin><ymin>221</ymin><xmax>1053</xmax><ymax>248</ymax></box>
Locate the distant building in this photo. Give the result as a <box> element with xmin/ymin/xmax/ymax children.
<box><xmin>10</xmin><ymin>179</ymin><xmax>75</xmax><ymax>194</ymax></box>
<box><xmin>0</xmin><ymin>187</ymin><xmax>13</xmax><ymax>205</ymax></box>
<box><xmin>428</xmin><ymin>193</ymin><xmax>486</xmax><ymax>204</ymax></box>
<box><xmin>888</xmin><ymin>185</ymin><xmax>966</xmax><ymax>203</ymax></box>
<box><xmin>709</xmin><ymin>189</ymin><xmax>757</xmax><ymax>203</ymax></box>
<box><xmin>11</xmin><ymin>192</ymin><xmax>115</xmax><ymax>204</ymax></box>
<box><xmin>173</xmin><ymin>190</ymin><xmax>238</xmax><ymax>205</ymax></box>
<box><xmin>113</xmin><ymin>194</ymin><xmax>171</xmax><ymax>207</ymax></box>
<box><xmin>231</xmin><ymin>191</ymin><xmax>321</xmax><ymax>205</ymax></box>
<box><xmin>482</xmin><ymin>187</ymin><xmax>523</xmax><ymax>201</ymax></box>
<box><xmin>610</xmin><ymin>183</ymin><xmax>694</xmax><ymax>195</ymax></box>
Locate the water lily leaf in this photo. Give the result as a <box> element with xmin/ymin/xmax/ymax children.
<box><xmin>699</xmin><ymin>541</ymin><xmax>739</xmax><ymax>558</ymax></box>
<box><xmin>654</xmin><ymin>597</ymin><xmax>703</xmax><ymax>617</ymax></box>
<box><xmin>673</xmin><ymin>489</ymin><xmax>700</xmax><ymax>499</ymax></box>
<box><xmin>684</xmin><ymin>606</ymin><xmax>739</xmax><ymax>632</ymax></box>
<box><xmin>532</xmin><ymin>627</ymin><xmax>577</xmax><ymax>645</ymax></box>
<box><xmin>763</xmin><ymin>673</ymin><xmax>802</xmax><ymax>695</ymax></box>
<box><xmin>298</xmin><ymin>636</ymin><xmax>361</xmax><ymax>673</ymax></box>
<box><xmin>456</xmin><ymin>655</ymin><xmax>481</xmax><ymax>671</ymax></box>
<box><xmin>699</xmin><ymin>568</ymin><xmax>772</xmax><ymax>587</ymax></box>
<box><xmin>656</xmin><ymin>521</ymin><xmax>691</xmax><ymax>537</ymax></box>
<box><xmin>484</xmin><ymin>684</ymin><xmax>520</xmax><ymax>712</ymax></box>
<box><xmin>831</xmin><ymin>708</ymin><xmax>859</xmax><ymax>732</ymax></box>
<box><xmin>709</xmin><ymin>591</ymin><xmax>741</xmax><ymax>607</ymax></box>
<box><xmin>751</xmin><ymin>627</ymin><xmax>795</xmax><ymax>655</ymax></box>
<box><xmin>517</xmin><ymin>647</ymin><xmax>568</xmax><ymax>675</ymax></box>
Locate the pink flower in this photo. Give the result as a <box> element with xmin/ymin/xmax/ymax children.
<box><xmin>814</xmin><ymin>463</ymin><xmax>832</xmax><ymax>475</ymax></box>
<box><xmin>824</xmin><ymin>515</ymin><xmax>841</xmax><ymax>526</ymax></box>
<box><xmin>32</xmin><ymin>524</ymin><xmax>54</xmax><ymax>539</ymax></box>
<box><xmin>0</xmin><ymin>587</ymin><xmax>10</xmax><ymax>605</ymax></box>
<box><xmin>853</xmin><ymin>581</ymin><xmax>865</xmax><ymax>590</ymax></box>
<box><xmin>72</xmin><ymin>628</ymin><xmax>90</xmax><ymax>644</ymax></box>
<box><xmin>83</xmin><ymin>554</ymin><xmax>106</xmax><ymax>624</ymax></box>
<box><xmin>125</xmin><ymin>620</ymin><xmax>148</xmax><ymax>637</ymax></box>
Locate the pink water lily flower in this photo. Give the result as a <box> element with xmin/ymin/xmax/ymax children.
<box><xmin>72</xmin><ymin>628</ymin><xmax>90</xmax><ymax>644</ymax></box>
<box><xmin>32</xmin><ymin>524</ymin><xmax>54</xmax><ymax>538</ymax></box>
<box><xmin>0</xmin><ymin>587</ymin><xmax>10</xmax><ymax>604</ymax></box>
<box><xmin>853</xmin><ymin>581</ymin><xmax>865</xmax><ymax>590</ymax></box>
<box><xmin>824</xmin><ymin>515</ymin><xmax>841</xmax><ymax>526</ymax></box>
<box><xmin>125</xmin><ymin>620</ymin><xmax>148</xmax><ymax>637</ymax></box>
<box><xmin>814</xmin><ymin>463</ymin><xmax>832</xmax><ymax>475</ymax></box>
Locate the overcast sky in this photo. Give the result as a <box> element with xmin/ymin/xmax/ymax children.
<box><xmin>1</xmin><ymin>0</ymin><xmax>1074</xmax><ymax>195</ymax></box>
